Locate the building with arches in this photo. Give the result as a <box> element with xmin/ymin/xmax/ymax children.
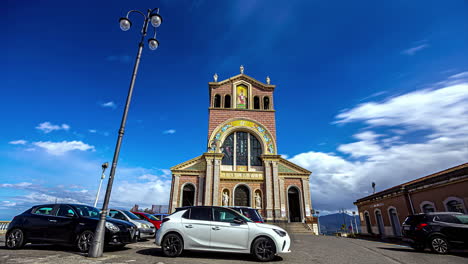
<box><xmin>168</xmin><ymin>67</ymin><xmax>313</xmax><ymax>223</ymax></box>
<box><xmin>354</xmin><ymin>163</ymin><xmax>468</xmax><ymax>237</ymax></box>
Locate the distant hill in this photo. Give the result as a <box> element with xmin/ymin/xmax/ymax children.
<box><xmin>318</xmin><ymin>213</ymin><xmax>361</xmax><ymax>235</ymax></box>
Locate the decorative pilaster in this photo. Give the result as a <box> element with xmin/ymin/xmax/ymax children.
<box><xmin>212</xmin><ymin>158</ymin><xmax>222</xmax><ymax>206</ymax></box>
<box><xmin>198</xmin><ymin>173</ymin><xmax>205</xmax><ymax>206</ymax></box>
<box><xmin>204</xmin><ymin>157</ymin><xmax>213</xmax><ymax>206</ymax></box>
<box><xmin>302</xmin><ymin>178</ymin><xmax>311</xmax><ymax>217</ymax></box>
<box><xmin>171</xmin><ymin>174</ymin><xmax>180</xmax><ymax>212</ymax></box>
<box><xmin>279</xmin><ymin>177</ymin><xmax>286</xmax><ymax>219</ymax></box>
<box><xmin>272</xmin><ymin>161</ymin><xmax>281</xmax><ymax>219</ymax></box>
<box><xmin>264</xmin><ymin>160</ymin><xmax>273</xmax><ymax>220</ymax></box>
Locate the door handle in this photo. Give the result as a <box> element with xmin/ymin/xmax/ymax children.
<box><xmin>185</xmin><ymin>224</ymin><xmax>193</xmax><ymax>228</ymax></box>
<box><xmin>212</xmin><ymin>226</ymin><xmax>220</xmax><ymax>231</ymax></box>
<box><xmin>49</xmin><ymin>219</ymin><xmax>57</xmax><ymax>223</ymax></box>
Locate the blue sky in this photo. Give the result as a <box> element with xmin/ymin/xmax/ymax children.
<box><xmin>1</xmin><ymin>0</ymin><xmax>468</xmax><ymax>219</ymax></box>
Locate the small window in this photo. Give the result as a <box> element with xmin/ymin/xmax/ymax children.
<box><xmin>56</xmin><ymin>205</ymin><xmax>75</xmax><ymax>217</ymax></box>
<box><xmin>263</xmin><ymin>97</ymin><xmax>270</xmax><ymax>110</ymax></box>
<box><xmin>182</xmin><ymin>209</ymin><xmax>191</xmax><ymax>219</ymax></box>
<box><xmin>213</xmin><ymin>208</ymin><xmax>238</xmax><ymax>222</ymax></box>
<box><xmin>224</xmin><ymin>95</ymin><xmax>231</xmax><ymax>108</ymax></box>
<box><xmin>253</xmin><ymin>96</ymin><xmax>260</xmax><ymax>109</ymax></box>
<box><xmin>214</xmin><ymin>94</ymin><xmax>221</xmax><ymax>108</ymax></box>
<box><xmin>435</xmin><ymin>215</ymin><xmax>461</xmax><ymax>224</ymax></box>
<box><xmin>422</xmin><ymin>204</ymin><xmax>435</xmax><ymax>213</ymax></box>
<box><xmin>189</xmin><ymin>207</ymin><xmax>212</xmax><ymax>221</ymax></box>
<box><xmin>446</xmin><ymin>200</ymin><xmax>465</xmax><ymax>213</ymax></box>
<box><xmin>33</xmin><ymin>206</ymin><xmax>54</xmax><ymax>215</ymax></box>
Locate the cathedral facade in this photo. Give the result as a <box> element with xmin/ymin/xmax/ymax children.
<box><xmin>168</xmin><ymin>67</ymin><xmax>313</xmax><ymax>222</ymax></box>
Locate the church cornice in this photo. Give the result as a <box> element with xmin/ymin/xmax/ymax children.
<box><xmin>209</xmin><ymin>74</ymin><xmax>276</xmax><ymax>91</ymax></box>
<box><xmin>278</xmin><ymin>157</ymin><xmax>312</xmax><ymax>175</ymax></box>
<box><xmin>170</xmin><ymin>155</ymin><xmax>204</xmax><ymax>171</ymax></box>
<box><xmin>208</xmin><ymin>107</ymin><xmax>276</xmax><ymax>113</ymax></box>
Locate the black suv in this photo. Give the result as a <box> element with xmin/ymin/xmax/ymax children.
<box><xmin>5</xmin><ymin>204</ymin><xmax>138</xmax><ymax>252</ymax></box>
<box><xmin>402</xmin><ymin>212</ymin><xmax>468</xmax><ymax>254</ymax></box>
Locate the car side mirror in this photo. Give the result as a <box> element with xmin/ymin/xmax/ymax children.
<box><xmin>233</xmin><ymin>217</ymin><xmax>245</xmax><ymax>225</ymax></box>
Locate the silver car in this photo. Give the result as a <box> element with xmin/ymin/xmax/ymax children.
<box><xmin>109</xmin><ymin>209</ymin><xmax>155</xmax><ymax>239</ymax></box>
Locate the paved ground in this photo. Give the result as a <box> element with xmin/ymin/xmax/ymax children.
<box><xmin>0</xmin><ymin>234</ymin><xmax>467</xmax><ymax>264</ymax></box>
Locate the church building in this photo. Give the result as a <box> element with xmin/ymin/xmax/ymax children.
<box><xmin>169</xmin><ymin>66</ymin><xmax>313</xmax><ymax>223</ymax></box>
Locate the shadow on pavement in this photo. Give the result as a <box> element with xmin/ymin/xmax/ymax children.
<box><xmin>0</xmin><ymin>243</ymin><xmax>132</xmax><ymax>255</ymax></box>
<box><xmin>377</xmin><ymin>247</ymin><xmax>468</xmax><ymax>258</ymax></box>
<box><xmin>136</xmin><ymin>248</ymin><xmax>283</xmax><ymax>262</ymax></box>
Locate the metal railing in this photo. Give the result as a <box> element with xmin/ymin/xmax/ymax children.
<box><xmin>0</xmin><ymin>221</ymin><xmax>11</xmax><ymax>233</ymax></box>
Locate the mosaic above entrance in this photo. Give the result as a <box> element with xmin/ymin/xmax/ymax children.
<box><xmin>211</xmin><ymin>119</ymin><xmax>276</xmax><ymax>154</ymax></box>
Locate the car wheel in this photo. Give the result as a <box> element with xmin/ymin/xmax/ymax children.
<box><xmin>77</xmin><ymin>230</ymin><xmax>94</xmax><ymax>253</ymax></box>
<box><xmin>6</xmin><ymin>228</ymin><xmax>26</xmax><ymax>249</ymax></box>
<box><xmin>252</xmin><ymin>237</ymin><xmax>276</xmax><ymax>262</ymax></box>
<box><xmin>430</xmin><ymin>236</ymin><xmax>449</xmax><ymax>254</ymax></box>
<box><xmin>161</xmin><ymin>233</ymin><xmax>183</xmax><ymax>257</ymax></box>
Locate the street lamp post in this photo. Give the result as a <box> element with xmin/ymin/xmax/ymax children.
<box><xmin>88</xmin><ymin>8</ymin><xmax>162</xmax><ymax>258</ymax></box>
<box><xmin>316</xmin><ymin>211</ymin><xmax>321</xmax><ymax>235</ymax></box>
<box><xmin>353</xmin><ymin>211</ymin><xmax>359</xmax><ymax>234</ymax></box>
<box><xmin>93</xmin><ymin>162</ymin><xmax>109</xmax><ymax>208</ymax></box>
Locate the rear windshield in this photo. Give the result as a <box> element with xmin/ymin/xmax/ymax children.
<box><xmin>403</xmin><ymin>215</ymin><xmax>426</xmax><ymax>225</ymax></box>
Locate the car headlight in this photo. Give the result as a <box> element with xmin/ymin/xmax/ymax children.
<box><xmin>105</xmin><ymin>222</ymin><xmax>120</xmax><ymax>232</ymax></box>
<box><xmin>273</xmin><ymin>229</ymin><xmax>287</xmax><ymax>237</ymax></box>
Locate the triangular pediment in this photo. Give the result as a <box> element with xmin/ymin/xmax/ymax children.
<box><xmin>278</xmin><ymin>158</ymin><xmax>311</xmax><ymax>176</ymax></box>
<box><xmin>209</xmin><ymin>74</ymin><xmax>275</xmax><ymax>91</ymax></box>
<box><xmin>170</xmin><ymin>155</ymin><xmax>206</xmax><ymax>172</ymax></box>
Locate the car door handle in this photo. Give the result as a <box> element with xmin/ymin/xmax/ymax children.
<box><xmin>49</xmin><ymin>219</ymin><xmax>57</xmax><ymax>223</ymax></box>
<box><xmin>185</xmin><ymin>225</ymin><xmax>193</xmax><ymax>228</ymax></box>
<box><xmin>212</xmin><ymin>226</ymin><xmax>220</xmax><ymax>231</ymax></box>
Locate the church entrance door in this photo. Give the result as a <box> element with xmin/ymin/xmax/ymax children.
<box><xmin>288</xmin><ymin>187</ymin><xmax>301</xmax><ymax>222</ymax></box>
<box><xmin>234</xmin><ymin>185</ymin><xmax>250</xmax><ymax>207</ymax></box>
<box><xmin>182</xmin><ymin>184</ymin><xmax>195</xmax><ymax>207</ymax></box>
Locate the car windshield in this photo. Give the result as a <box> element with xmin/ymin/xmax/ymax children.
<box><xmin>144</xmin><ymin>213</ymin><xmax>159</xmax><ymax>221</ymax></box>
<box><xmin>123</xmin><ymin>210</ymin><xmax>141</xmax><ymax>220</ymax></box>
<box><xmin>74</xmin><ymin>205</ymin><xmax>100</xmax><ymax>218</ymax></box>
<box><xmin>231</xmin><ymin>208</ymin><xmax>262</xmax><ymax>222</ymax></box>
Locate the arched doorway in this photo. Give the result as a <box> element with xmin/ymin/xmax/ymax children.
<box><xmin>375</xmin><ymin>210</ymin><xmax>384</xmax><ymax>236</ymax></box>
<box><xmin>234</xmin><ymin>185</ymin><xmax>250</xmax><ymax>206</ymax></box>
<box><xmin>181</xmin><ymin>184</ymin><xmax>195</xmax><ymax>207</ymax></box>
<box><xmin>388</xmin><ymin>208</ymin><xmax>401</xmax><ymax>237</ymax></box>
<box><xmin>364</xmin><ymin>212</ymin><xmax>372</xmax><ymax>234</ymax></box>
<box><xmin>288</xmin><ymin>187</ymin><xmax>301</xmax><ymax>222</ymax></box>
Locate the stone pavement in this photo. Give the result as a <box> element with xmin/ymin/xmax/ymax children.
<box><xmin>0</xmin><ymin>234</ymin><xmax>467</xmax><ymax>264</ymax></box>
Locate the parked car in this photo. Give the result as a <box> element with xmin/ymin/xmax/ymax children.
<box><xmin>156</xmin><ymin>206</ymin><xmax>290</xmax><ymax>261</ymax></box>
<box><xmin>402</xmin><ymin>212</ymin><xmax>468</xmax><ymax>254</ymax></box>
<box><xmin>229</xmin><ymin>207</ymin><xmax>264</xmax><ymax>223</ymax></box>
<box><xmin>5</xmin><ymin>204</ymin><xmax>138</xmax><ymax>252</ymax></box>
<box><xmin>132</xmin><ymin>211</ymin><xmax>163</xmax><ymax>230</ymax></box>
<box><xmin>108</xmin><ymin>209</ymin><xmax>156</xmax><ymax>239</ymax></box>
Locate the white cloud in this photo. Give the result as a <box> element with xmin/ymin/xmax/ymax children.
<box><xmin>36</xmin><ymin>122</ymin><xmax>70</xmax><ymax>133</ymax></box>
<box><xmin>33</xmin><ymin>141</ymin><xmax>95</xmax><ymax>155</ymax></box>
<box><xmin>0</xmin><ymin>182</ymin><xmax>33</xmax><ymax>188</ymax></box>
<box><xmin>292</xmin><ymin>72</ymin><xmax>468</xmax><ymax>211</ymax></box>
<box><xmin>88</xmin><ymin>129</ymin><xmax>97</xmax><ymax>133</ymax></box>
<box><xmin>401</xmin><ymin>43</ymin><xmax>429</xmax><ymax>55</ymax></box>
<box><xmin>9</xmin><ymin>140</ymin><xmax>27</xmax><ymax>145</ymax></box>
<box><xmin>101</xmin><ymin>101</ymin><xmax>116</xmax><ymax>109</ymax></box>
<box><xmin>163</xmin><ymin>129</ymin><xmax>176</xmax><ymax>134</ymax></box>
<box><xmin>1</xmin><ymin>201</ymin><xmax>17</xmax><ymax>207</ymax></box>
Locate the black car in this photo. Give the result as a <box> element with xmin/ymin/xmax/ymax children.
<box><xmin>5</xmin><ymin>204</ymin><xmax>138</xmax><ymax>252</ymax></box>
<box><xmin>402</xmin><ymin>212</ymin><xmax>468</xmax><ymax>254</ymax></box>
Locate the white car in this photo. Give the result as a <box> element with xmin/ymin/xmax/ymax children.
<box><xmin>155</xmin><ymin>206</ymin><xmax>290</xmax><ymax>261</ymax></box>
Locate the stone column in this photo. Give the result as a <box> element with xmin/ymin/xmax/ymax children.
<box><xmin>204</xmin><ymin>157</ymin><xmax>213</xmax><ymax>206</ymax></box>
<box><xmin>279</xmin><ymin>177</ymin><xmax>286</xmax><ymax>220</ymax></box>
<box><xmin>212</xmin><ymin>159</ymin><xmax>221</xmax><ymax>206</ymax></box>
<box><xmin>198</xmin><ymin>173</ymin><xmax>205</xmax><ymax>206</ymax></box>
<box><xmin>171</xmin><ymin>174</ymin><xmax>180</xmax><ymax>212</ymax></box>
<box><xmin>302</xmin><ymin>178</ymin><xmax>311</xmax><ymax>218</ymax></box>
<box><xmin>264</xmin><ymin>160</ymin><xmax>273</xmax><ymax>220</ymax></box>
<box><xmin>272</xmin><ymin>161</ymin><xmax>281</xmax><ymax>220</ymax></box>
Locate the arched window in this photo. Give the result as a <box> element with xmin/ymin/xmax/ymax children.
<box><xmin>388</xmin><ymin>208</ymin><xmax>401</xmax><ymax>236</ymax></box>
<box><xmin>422</xmin><ymin>203</ymin><xmax>435</xmax><ymax>213</ymax></box>
<box><xmin>263</xmin><ymin>96</ymin><xmax>270</xmax><ymax>110</ymax></box>
<box><xmin>234</xmin><ymin>185</ymin><xmax>250</xmax><ymax>206</ymax></box>
<box><xmin>181</xmin><ymin>184</ymin><xmax>195</xmax><ymax>207</ymax></box>
<box><xmin>214</xmin><ymin>94</ymin><xmax>221</xmax><ymax>108</ymax></box>
<box><xmin>221</xmin><ymin>131</ymin><xmax>263</xmax><ymax>166</ymax></box>
<box><xmin>253</xmin><ymin>96</ymin><xmax>260</xmax><ymax>109</ymax></box>
<box><xmin>224</xmin><ymin>95</ymin><xmax>231</xmax><ymax>108</ymax></box>
<box><xmin>364</xmin><ymin>212</ymin><xmax>372</xmax><ymax>234</ymax></box>
<box><xmin>446</xmin><ymin>199</ymin><xmax>466</xmax><ymax>213</ymax></box>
